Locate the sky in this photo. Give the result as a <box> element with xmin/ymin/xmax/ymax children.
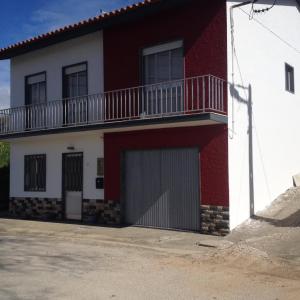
<box><xmin>0</xmin><ymin>0</ymin><xmax>138</xmax><ymax>108</ymax></box>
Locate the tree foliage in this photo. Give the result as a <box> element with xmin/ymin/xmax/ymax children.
<box><xmin>0</xmin><ymin>143</ymin><xmax>9</xmax><ymax>168</ymax></box>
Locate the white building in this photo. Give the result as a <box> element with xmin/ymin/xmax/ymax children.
<box><xmin>227</xmin><ymin>0</ymin><xmax>300</xmax><ymax>228</ymax></box>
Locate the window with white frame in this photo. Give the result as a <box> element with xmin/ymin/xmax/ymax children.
<box><xmin>63</xmin><ymin>62</ymin><xmax>88</xmax><ymax>98</ymax></box>
<box><xmin>25</xmin><ymin>72</ymin><xmax>47</xmax><ymax>105</ymax></box>
<box><xmin>143</xmin><ymin>40</ymin><xmax>184</xmax><ymax>85</ymax></box>
<box><xmin>25</xmin><ymin>72</ymin><xmax>47</xmax><ymax>129</ymax></box>
<box><xmin>142</xmin><ymin>40</ymin><xmax>184</xmax><ymax>115</ymax></box>
<box><xmin>63</xmin><ymin>62</ymin><xmax>88</xmax><ymax>124</ymax></box>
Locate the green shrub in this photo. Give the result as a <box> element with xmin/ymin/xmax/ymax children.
<box><xmin>0</xmin><ymin>143</ymin><xmax>9</xmax><ymax>168</ymax></box>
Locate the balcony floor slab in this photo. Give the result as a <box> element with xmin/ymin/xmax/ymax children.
<box><xmin>0</xmin><ymin>113</ymin><xmax>227</xmax><ymax>141</ymax></box>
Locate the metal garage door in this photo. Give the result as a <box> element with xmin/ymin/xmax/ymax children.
<box><xmin>124</xmin><ymin>148</ymin><xmax>200</xmax><ymax>231</ymax></box>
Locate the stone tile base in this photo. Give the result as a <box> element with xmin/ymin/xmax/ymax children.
<box><xmin>9</xmin><ymin>197</ymin><xmax>63</xmax><ymax>221</ymax></box>
<box><xmin>9</xmin><ymin>198</ymin><xmax>229</xmax><ymax>236</ymax></box>
<box><xmin>201</xmin><ymin>205</ymin><xmax>230</xmax><ymax>236</ymax></box>
<box><xmin>82</xmin><ymin>199</ymin><xmax>121</xmax><ymax>225</ymax></box>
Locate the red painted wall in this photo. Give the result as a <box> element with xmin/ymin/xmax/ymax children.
<box><xmin>104</xmin><ymin>125</ymin><xmax>229</xmax><ymax>207</ymax></box>
<box><xmin>103</xmin><ymin>0</ymin><xmax>227</xmax><ymax>91</ymax></box>
<box><xmin>103</xmin><ymin>0</ymin><xmax>229</xmax><ymax>208</ymax></box>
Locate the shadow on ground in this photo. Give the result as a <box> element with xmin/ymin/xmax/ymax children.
<box><xmin>252</xmin><ymin>209</ymin><xmax>300</xmax><ymax>227</ymax></box>
<box><xmin>251</xmin><ymin>187</ymin><xmax>300</xmax><ymax>228</ymax></box>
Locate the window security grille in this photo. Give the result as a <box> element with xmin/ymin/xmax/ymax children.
<box><xmin>24</xmin><ymin>154</ymin><xmax>46</xmax><ymax>191</ymax></box>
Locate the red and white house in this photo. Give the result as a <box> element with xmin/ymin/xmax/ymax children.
<box><xmin>0</xmin><ymin>0</ymin><xmax>299</xmax><ymax>235</ymax></box>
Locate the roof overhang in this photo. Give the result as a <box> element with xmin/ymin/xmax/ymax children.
<box><xmin>0</xmin><ymin>0</ymin><xmax>192</xmax><ymax>60</ymax></box>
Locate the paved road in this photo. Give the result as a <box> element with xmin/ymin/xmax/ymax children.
<box><xmin>0</xmin><ymin>216</ymin><xmax>300</xmax><ymax>300</ymax></box>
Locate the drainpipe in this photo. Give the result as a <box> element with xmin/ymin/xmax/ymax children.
<box><xmin>229</xmin><ymin>1</ymin><xmax>258</xmax><ymax>138</ymax></box>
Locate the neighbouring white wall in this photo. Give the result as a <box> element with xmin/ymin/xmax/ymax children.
<box><xmin>10</xmin><ymin>31</ymin><xmax>103</xmax><ymax>107</ymax></box>
<box><xmin>10</xmin><ymin>131</ymin><xmax>104</xmax><ymax>200</ymax></box>
<box><xmin>227</xmin><ymin>0</ymin><xmax>300</xmax><ymax>229</ymax></box>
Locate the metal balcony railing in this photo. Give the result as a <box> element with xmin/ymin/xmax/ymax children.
<box><xmin>0</xmin><ymin>75</ymin><xmax>226</xmax><ymax>136</ymax></box>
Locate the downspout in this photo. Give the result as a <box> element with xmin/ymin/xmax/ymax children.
<box><xmin>229</xmin><ymin>1</ymin><xmax>257</xmax><ymax>138</ymax></box>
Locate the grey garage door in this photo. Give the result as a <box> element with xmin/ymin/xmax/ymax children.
<box><xmin>124</xmin><ymin>148</ymin><xmax>200</xmax><ymax>231</ymax></box>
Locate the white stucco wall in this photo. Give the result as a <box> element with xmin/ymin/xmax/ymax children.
<box><xmin>10</xmin><ymin>131</ymin><xmax>104</xmax><ymax>200</ymax></box>
<box><xmin>227</xmin><ymin>0</ymin><xmax>300</xmax><ymax>229</ymax></box>
<box><xmin>10</xmin><ymin>31</ymin><xmax>103</xmax><ymax>108</ymax></box>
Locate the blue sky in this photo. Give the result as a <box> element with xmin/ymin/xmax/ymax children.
<box><xmin>0</xmin><ymin>0</ymin><xmax>137</xmax><ymax>108</ymax></box>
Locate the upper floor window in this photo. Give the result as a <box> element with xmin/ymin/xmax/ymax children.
<box><xmin>285</xmin><ymin>63</ymin><xmax>295</xmax><ymax>94</ymax></box>
<box><xmin>24</xmin><ymin>154</ymin><xmax>46</xmax><ymax>192</ymax></box>
<box><xmin>63</xmin><ymin>62</ymin><xmax>88</xmax><ymax>98</ymax></box>
<box><xmin>25</xmin><ymin>72</ymin><xmax>46</xmax><ymax>105</ymax></box>
<box><xmin>142</xmin><ymin>41</ymin><xmax>184</xmax><ymax>115</ymax></box>
<box><xmin>143</xmin><ymin>40</ymin><xmax>184</xmax><ymax>85</ymax></box>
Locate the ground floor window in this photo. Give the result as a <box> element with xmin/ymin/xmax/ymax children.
<box><xmin>24</xmin><ymin>154</ymin><xmax>46</xmax><ymax>192</ymax></box>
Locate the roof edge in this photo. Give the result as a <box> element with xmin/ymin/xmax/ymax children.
<box><xmin>0</xmin><ymin>0</ymin><xmax>190</xmax><ymax>60</ymax></box>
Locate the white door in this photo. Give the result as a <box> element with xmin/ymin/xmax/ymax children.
<box><xmin>63</xmin><ymin>153</ymin><xmax>83</xmax><ymax>221</ymax></box>
<box><xmin>66</xmin><ymin>191</ymin><xmax>82</xmax><ymax>220</ymax></box>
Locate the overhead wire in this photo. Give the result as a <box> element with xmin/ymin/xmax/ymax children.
<box><xmin>250</xmin><ymin>0</ymin><xmax>278</xmax><ymax>19</ymax></box>
<box><xmin>241</xmin><ymin>7</ymin><xmax>300</xmax><ymax>55</ymax></box>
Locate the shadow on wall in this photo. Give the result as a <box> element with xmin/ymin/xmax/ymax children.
<box><xmin>229</xmin><ymin>83</ymin><xmax>254</xmax><ymax>217</ymax></box>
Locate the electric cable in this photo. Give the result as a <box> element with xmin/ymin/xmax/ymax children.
<box><xmin>250</xmin><ymin>0</ymin><xmax>277</xmax><ymax>19</ymax></box>
<box><xmin>240</xmin><ymin>7</ymin><xmax>300</xmax><ymax>55</ymax></box>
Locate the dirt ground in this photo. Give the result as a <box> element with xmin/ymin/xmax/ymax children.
<box><xmin>1</xmin><ymin>188</ymin><xmax>300</xmax><ymax>300</ymax></box>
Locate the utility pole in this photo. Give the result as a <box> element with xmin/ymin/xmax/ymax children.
<box><xmin>248</xmin><ymin>84</ymin><xmax>255</xmax><ymax>217</ymax></box>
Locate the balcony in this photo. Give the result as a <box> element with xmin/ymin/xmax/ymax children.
<box><xmin>0</xmin><ymin>75</ymin><xmax>227</xmax><ymax>138</ymax></box>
